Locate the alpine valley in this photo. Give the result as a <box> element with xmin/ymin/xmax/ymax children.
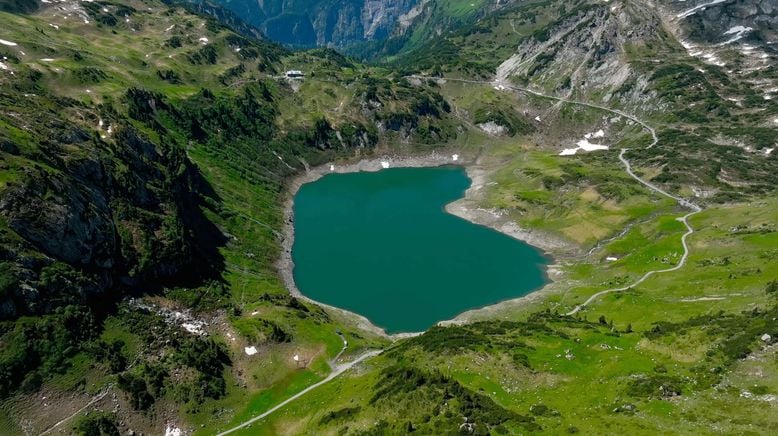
<box><xmin>0</xmin><ymin>0</ymin><xmax>776</xmax><ymax>435</ymax></box>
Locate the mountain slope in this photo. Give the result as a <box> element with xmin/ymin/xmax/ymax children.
<box><xmin>0</xmin><ymin>0</ymin><xmax>776</xmax><ymax>434</ymax></box>
<box><xmin>0</xmin><ymin>0</ymin><xmax>460</xmax><ymax>432</ymax></box>
<box><xmin>212</xmin><ymin>0</ymin><xmax>420</xmax><ymax>48</ymax></box>
<box><xmin>396</xmin><ymin>0</ymin><xmax>777</xmax><ymax>198</ymax></box>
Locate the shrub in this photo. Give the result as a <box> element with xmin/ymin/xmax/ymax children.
<box><xmin>319</xmin><ymin>406</ymin><xmax>361</xmax><ymax>425</ymax></box>
<box><xmin>117</xmin><ymin>372</ymin><xmax>155</xmax><ymax>410</ymax></box>
<box><xmin>627</xmin><ymin>374</ymin><xmax>683</xmax><ymax>399</ymax></box>
<box><xmin>74</xmin><ymin>412</ymin><xmax>120</xmax><ymax>436</ymax></box>
<box><xmin>166</xmin><ymin>36</ymin><xmax>182</xmax><ymax>48</ymax></box>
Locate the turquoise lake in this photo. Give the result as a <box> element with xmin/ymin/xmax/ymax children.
<box><xmin>291</xmin><ymin>166</ymin><xmax>549</xmax><ymax>333</ymax></box>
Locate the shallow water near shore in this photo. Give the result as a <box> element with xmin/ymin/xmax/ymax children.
<box><xmin>292</xmin><ymin>166</ymin><xmax>549</xmax><ymax>333</ymax></box>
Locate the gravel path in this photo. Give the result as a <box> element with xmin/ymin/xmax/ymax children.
<box><xmin>216</xmin><ymin>349</ymin><xmax>383</xmax><ymax>435</ymax></box>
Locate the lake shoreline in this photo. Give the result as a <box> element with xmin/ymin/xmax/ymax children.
<box><xmin>276</xmin><ymin>150</ymin><xmax>568</xmax><ymax>339</ymax></box>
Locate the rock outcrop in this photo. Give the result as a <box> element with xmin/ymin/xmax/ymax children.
<box><xmin>215</xmin><ymin>0</ymin><xmax>420</xmax><ymax>47</ymax></box>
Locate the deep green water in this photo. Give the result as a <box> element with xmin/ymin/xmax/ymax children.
<box><xmin>292</xmin><ymin>166</ymin><xmax>549</xmax><ymax>333</ymax></box>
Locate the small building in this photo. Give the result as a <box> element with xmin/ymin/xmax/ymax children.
<box><xmin>285</xmin><ymin>70</ymin><xmax>304</xmax><ymax>78</ymax></box>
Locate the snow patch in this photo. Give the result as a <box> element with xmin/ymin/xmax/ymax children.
<box><xmin>560</xmin><ymin>133</ymin><xmax>610</xmax><ymax>156</ymax></box>
<box><xmin>128</xmin><ymin>299</ymin><xmax>208</xmax><ymax>337</ymax></box>
<box><xmin>244</xmin><ymin>346</ymin><xmax>258</xmax><ymax>356</ymax></box>
<box><xmin>452</xmin><ymin>154</ymin><xmax>459</xmax><ymax>162</ymax></box>
<box><xmin>0</xmin><ymin>39</ymin><xmax>18</xmax><ymax>47</ymax></box>
<box><xmin>718</xmin><ymin>26</ymin><xmax>752</xmax><ymax>46</ymax></box>
<box><xmin>477</xmin><ymin>121</ymin><xmax>507</xmax><ymax>136</ymax></box>
<box><xmin>676</xmin><ymin>0</ymin><xmax>727</xmax><ymax>19</ymax></box>
<box><xmin>198</xmin><ymin>37</ymin><xmax>209</xmax><ymax>44</ymax></box>
<box><xmin>578</xmin><ymin>139</ymin><xmax>609</xmax><ymax>151</ymax></box>
<box><xmin>182</xmin><ymin>322</ymin><xmax>205</xmax><ymax>336</ymax></box>
<box><xmin>559</xmin><ymin>148</ymin><xmax>579</xmax><ymax>156</ymax></box>
<box><xmin>380</xmin><ymin>161</ymin><xmax>389</xmax><ymax>169</ymax></box>
<box><xmin>165</xmin><ymin>425</ymin><xmax>183</xmax><ymax>436</ymax></box>
<box><xmin>679</xmin><ymin>39</ymin><xmax>726</xmax><ymax>66</ymax></box>
<box><xmin>701</xmin><ymin>52</ymin><xmax>726</xmax><ymax>67</ymax></box>
<box><xmin>724</xmin><ymin>25</ymin><xmax>751</xmax><ymax>35</ymax></box>
<box><xmin>584</xmin><ymin>129</ymin><xmax>605</xmax><ymax>139</ymax></box>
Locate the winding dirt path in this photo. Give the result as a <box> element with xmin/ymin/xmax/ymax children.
<box><xmin>38</xmin><ymin>387</ymin><xmax>114</xmax><ymax>435</ymax></box>
<box><xmin>410</xmin><ymin>75</ymin><xmax>703</xmax><ymax>315</ymax></box>
<box><xmin>566</xmin><ymin>208</ymin><xmax>699</xmax><ymax>315</ymax></box>
<box><xmin>562</xmin><ymin>150</ymin><xmax>705</xmax><ymax>314</ymax></box>
<box><xmin>216</xmin><ymin>349</ymin><xmax>383</xmax><ymax>435</ymax></box>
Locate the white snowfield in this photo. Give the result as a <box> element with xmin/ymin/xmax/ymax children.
<box><xmin>0</xmin><ymin>39</ymin><xmax>18</xmax><ymax>46</ymax></box>
<box><xmin>585</xmin><ymin>129</ymin><xmax>605</xmax><ymax>139</ymax></box>
<box><xmin>725</xmin><ymin>26</ymin><xmax>752</xmax><ymax>35</ymax></box>
<box><xmin>676</xmin><ymin>0</ymin><xmax>728</xmax><ymax>19</ymax></box>
<box><xmin>165</xmin><ymin>425</ymin><xmax>183</xmax><ymax>436</ymax></box>
<box><xmin>719</xmin><ymin>26</ymin><xmax>752</xmax><ymax>46</ymax></box>
<box><xmin>559</xmin><ymin>132</ymin><xmax>609</xmax><ymax>156</ymax></box>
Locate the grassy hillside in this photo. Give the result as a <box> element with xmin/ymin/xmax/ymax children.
<box><xmin>0</xmin><ymin>0</ymin><xmax>775</xmax><ymax>434</ymax></box>
<box><xmin>0</xmin><ymin>0</ymin><xmax>460</xmax><ymax>433</ymax></box>
<box><xmin>233</xmin><ymin>194</ymin><xmax>778</xmax><ymax>435</ymax></box>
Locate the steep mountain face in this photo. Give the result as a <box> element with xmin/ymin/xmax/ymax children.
<box><xmin>496</xmin><ymin>2</ymin><xmax>666</xmax><ymax>104</ymax></box>
<box><xmin>0</xmin><ymin>91</ymin><xmax>221</xmax><ymax>319</ymax></box>
<box><xmin>395</xmin><ymin>0</ymin><xmax>776</xmax><ymax>196</ymax></box>
<box><xmin>213</xmin><ymin>0</ymin><xmax>420</xmax><ymax>47</ymax></box>
<box><xmin>658</xmin><ymin>0</ymin><xmax>777</xmax><ymax>100</ymax></box>
<box><xmin>666</xmin><ymin>0</ymin><xmax>776</xmax><ymax>44</ymax></box>
<box><xmin>349</xmin><ymin>0</ymin><xmax>509</xmax><ymax>60</ymax></box>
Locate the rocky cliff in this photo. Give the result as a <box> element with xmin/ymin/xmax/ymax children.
<box><xmin>214</xmin><ymin>0</ymin><xmax>420</xmax><ymax>47</ymax></box>
<box><xmin>0</xmin><ymin>89</ymin><xmax>223</xmax><ymax>319</ymax></box>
